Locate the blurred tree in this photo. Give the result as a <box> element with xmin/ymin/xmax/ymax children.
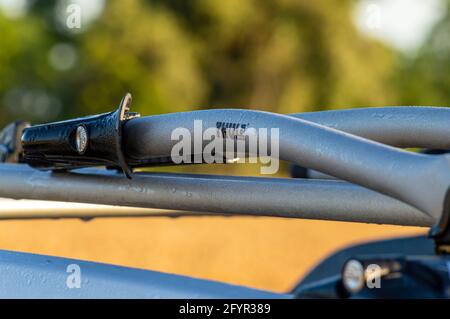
<box><xmin>395</xmin><ymin>2</ymin><xmax>450</xmax><ymax>106</ymax></box>
<box><xmin>74</xmin><ymin>0</ymin><xmax>206</xmax><ymax>116</ymax></box>
<box><xmin>151</xmin><ymin>0</ymin><xmax>396</xmax><ymax>112</ymax></box>
<box><xmin>0</xmin><ymin>13</ymin><xmax>59</xmax><ymax>124</ymax></box>
<box><xmin>0</xmin><ymin>0</ymin><xmax>415</xmax><ymax>129</ymax></box>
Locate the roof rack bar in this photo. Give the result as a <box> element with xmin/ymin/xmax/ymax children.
<box><xmin>0</xmin><ymin>164</ymin><xmax>433</xmax><ymax>226</ymax></box>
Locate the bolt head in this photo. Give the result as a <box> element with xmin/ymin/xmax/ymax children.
<box><xmin>342</xmin><ymin>259</ymin><xmax>365</xmax><ymax>293</ymax></box>
<box><xmin>75</xmin><ymin>125</ymin><xmax>88</xmax><ymax>154</ymax></box>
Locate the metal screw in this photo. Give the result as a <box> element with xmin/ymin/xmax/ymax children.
<box><xmin>342</xmin><ymin>259</ymin><xmax>365</xmax><ymax>293</ymax></box>
<box><xmin>75</xmin><ymin>125</ymin><xmax>88</xmax><ymax>154</ymax></box>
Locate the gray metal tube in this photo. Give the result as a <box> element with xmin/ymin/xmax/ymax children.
<box><xmin>292</xmin><ymin>106</ymin><xmax>450</xmax><ymax>149</ymax></box>
<box><xmin>124</xmin><ymin>109</ymin><xmax>450</xmax><ymax>220</ymax></box>
<box><xmin>0</xmin><ymin>164</ymin><xmax>434</xmax><ymax>226</ymax></box>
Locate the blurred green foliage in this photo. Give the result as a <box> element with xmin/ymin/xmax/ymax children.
<box><xmin>395</xmin><ymin>4</ymin><xmax>450</xmax><ymax>106</ymax></box>
<box><xmin>0</xmin><ymin>0</ymin><xmax>448</xmax><ymax>129</ymax></box>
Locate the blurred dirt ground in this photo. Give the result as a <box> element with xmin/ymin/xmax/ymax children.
<box><xmin>0</xmin><ymin>217</ymin><xmax>423</xmax><ymax>292</ymax></box>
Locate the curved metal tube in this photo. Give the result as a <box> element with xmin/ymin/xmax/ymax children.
<box><xmin>292</xmin><ymin>106</ymin><xmax>450</xmax><ymax>149</ymax></box>
<box><xmin>0</xmin><ymin>164</ymin><xmax>434</xmax><ymax>226</ymax></box>
<box><xmin>124</xmin><ymin>109</ymin><xmax>450</xmax><ymax>221</ymax></box>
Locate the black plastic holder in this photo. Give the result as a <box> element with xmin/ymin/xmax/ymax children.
<box><xmin>21</xmin><ymin>93</ymin><xmax>139</xmax><ymax>179</ymax></box>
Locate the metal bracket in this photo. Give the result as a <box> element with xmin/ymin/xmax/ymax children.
<box><xmin>21</xmin><ymin>93</ymin><xmax>140</xmax><ymax>179</ymax></box>
<box><xmin>429</xmin><ymin>189</ymin><xmax>450</xmax><ymax>254</ymax></box>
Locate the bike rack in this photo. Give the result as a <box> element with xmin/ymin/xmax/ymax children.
<box><xmin>2</xmin><ymin>101</ymin><xmax>450</xmax><ymax>251</ymax></box>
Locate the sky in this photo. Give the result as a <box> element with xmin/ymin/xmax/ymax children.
<box><xmin>353</xmin><ymin>0</ymin><xmax>447</xmax><ymax>53</ymax></box>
